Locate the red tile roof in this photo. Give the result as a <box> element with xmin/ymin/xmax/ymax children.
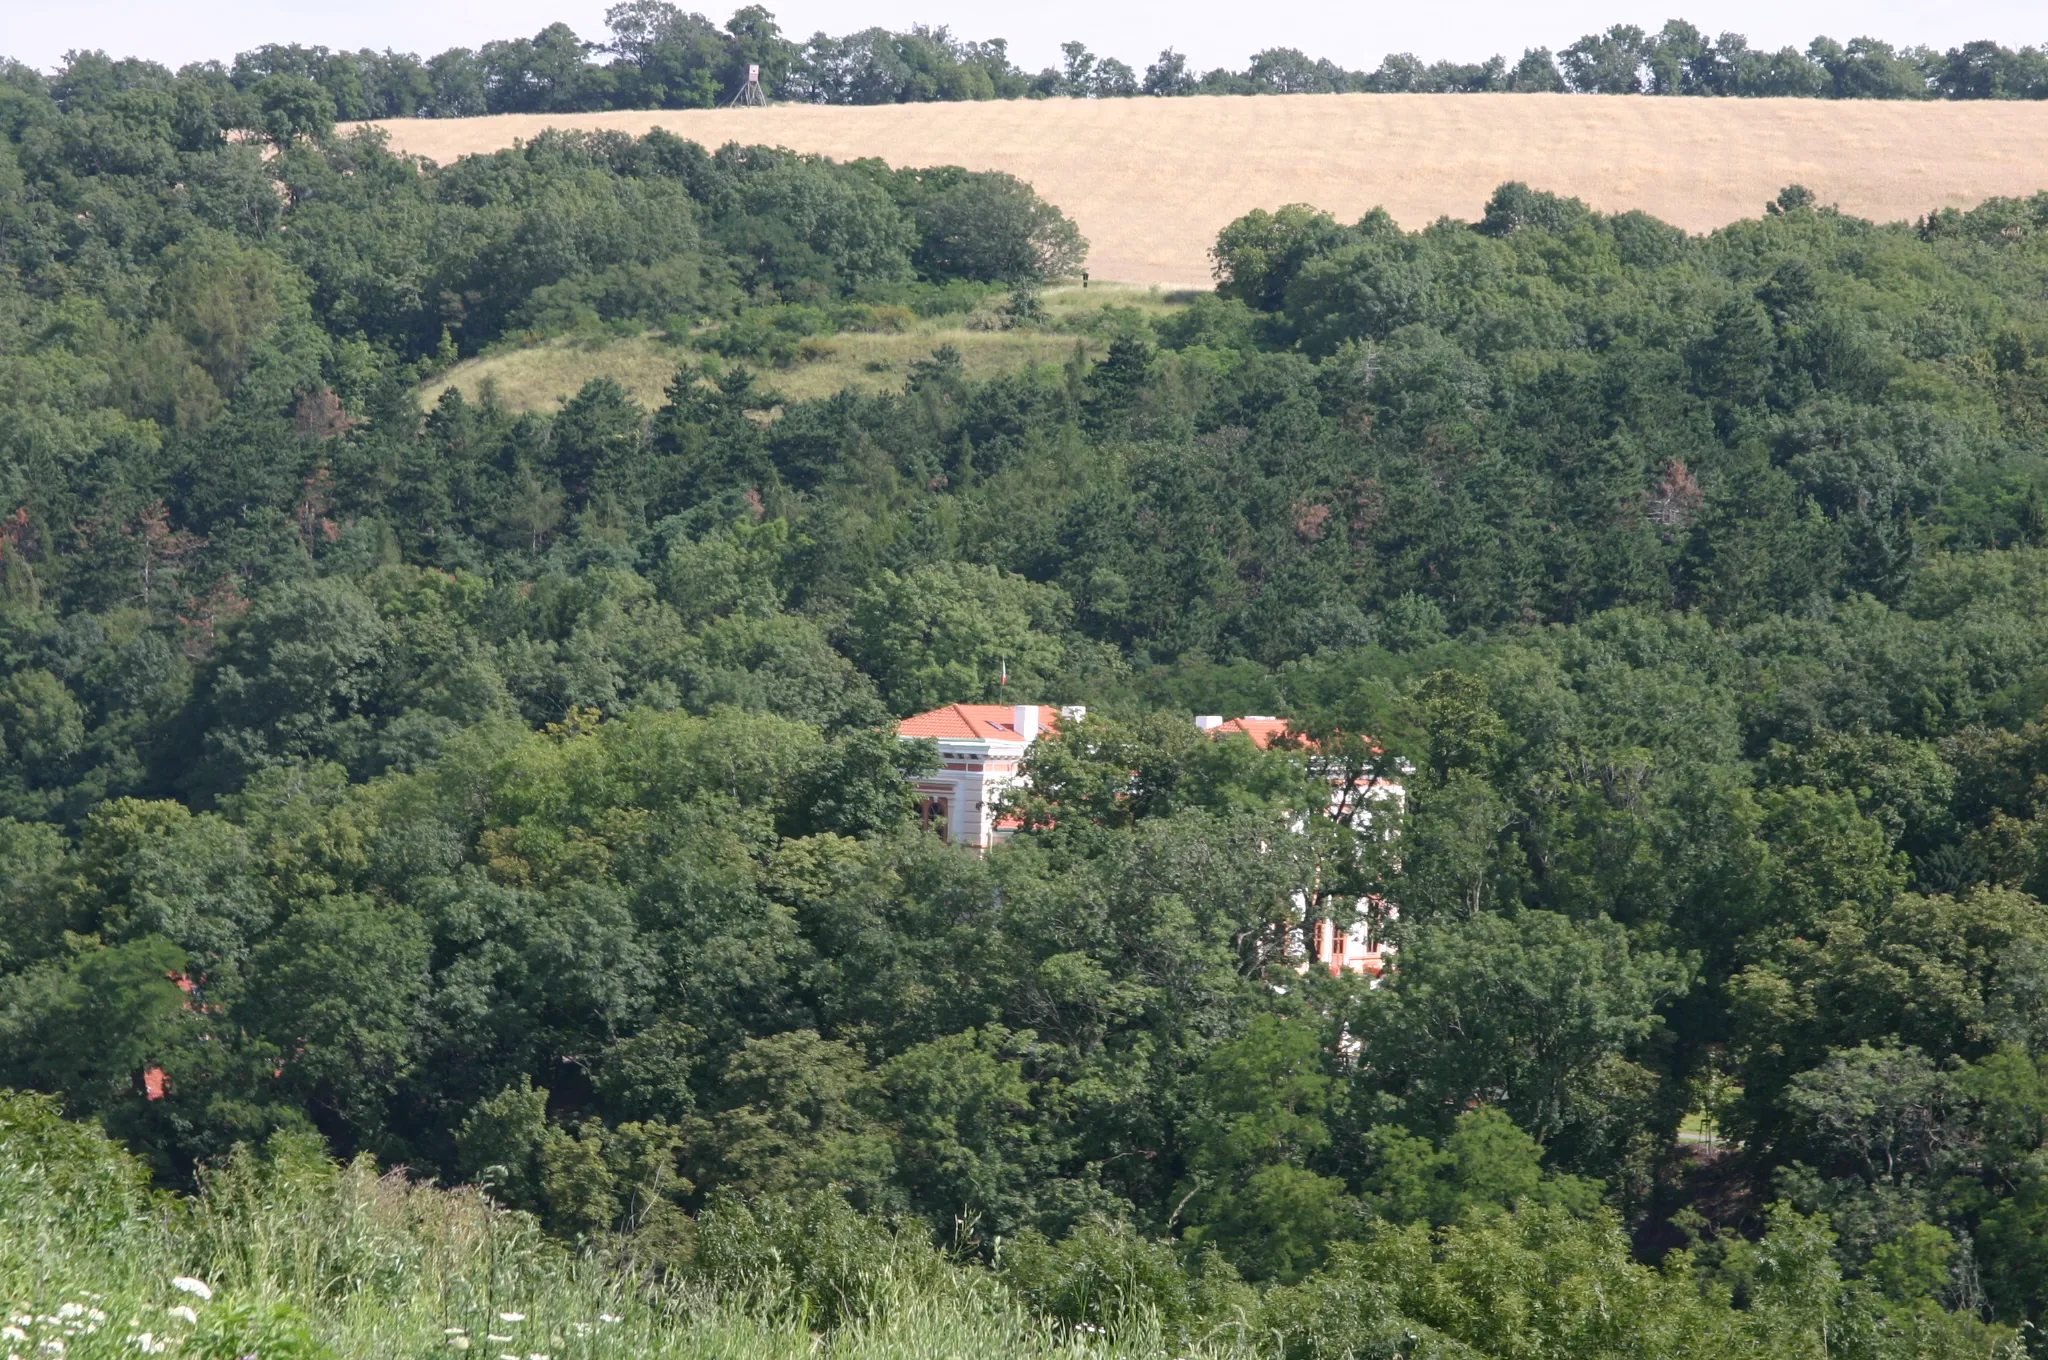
<box><xmin>1210</xmin><ymin>717</ymin><xmax>1298</xmax><ymax>749</ymax></box>
<box><xmin>1203</xmin><ymin>719</ymin><xmax>1384</xmax><ymax>758</ymax></box>
<box><xmin>898</xmin><ymin>704</ymin><xmax>1064</xmax><ymax>741</ymax></box>
<box><xmin>898</xmin><ymin>706</ymin><xmax>1370</xmax><ymax>759</ymax></box>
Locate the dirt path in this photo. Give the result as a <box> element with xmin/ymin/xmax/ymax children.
<box><xmin>366</xmin><ymin>94</ymin><xmax>2048</xmax><ymax>288</ymax></box>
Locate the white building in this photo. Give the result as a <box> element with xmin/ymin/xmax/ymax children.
<box><xmin>897</xmin><ymin>703</ymin><xmax>1403</xmax><ymax>977</ymax></box>
<box><xmin>897</xmin><ymin>703</ymin><xmax>1081</xmax><ymax>850</ymax></box>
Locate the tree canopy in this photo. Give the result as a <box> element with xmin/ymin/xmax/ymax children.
<box><xmin>12</xmin><ymin>46</ymin><xmax>2048</xmax><ymax>1351</ymax></box>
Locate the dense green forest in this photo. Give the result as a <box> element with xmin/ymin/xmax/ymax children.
<box><xmin>120</xmin><ymin>4</ymin><xmax>2048</xmax><ymax>117</ymax></box>
<box><xmin>18</xmin><ymin>34</ymin><xmax>2048</xmax><ymax>1359</ymax></box>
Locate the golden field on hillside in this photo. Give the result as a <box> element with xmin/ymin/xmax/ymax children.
<box><xmin>370</xmin><ymin>93</ymin><xmax>2048</xmax><ymax>287</ymax></box>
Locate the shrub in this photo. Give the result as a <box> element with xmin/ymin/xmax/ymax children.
<box><xmin>687</xmin><ymin>1190</ymin><xmax>959</xmax><ymax>1329</ymax></box>
<box><xmin>998</xmin><ymin>1216</ymin><xmax>1193</xmax><ymax>1338</ymax></box>
<box><xmin>914</xmin><ymin>173</ymin><xmax>1089</xmax><ymax>283</ymax></box>
<box><xmin>701</xmin><ymin>306</ymin><xmax>836</xmax><ymax>365</ymax></box>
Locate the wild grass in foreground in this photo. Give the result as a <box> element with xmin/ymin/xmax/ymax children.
<box><xmin>0</xmin><ymin>1090</ymin><xmax>1221</xmax><ymax>1360</ymax></box>
<box><xmin>1</xmin><ymin>1089</ymin><xmax>2024</xmax><ymax>1360</ymax></box>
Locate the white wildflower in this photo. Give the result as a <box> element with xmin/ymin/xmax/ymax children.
<box><xmin>0</xmin><ymin>1329</ymin><xmax>21</xmax><ymax>1342</ymax></box>
<box><xmin>496</xmin><ymin>1313</ymin><xmax>524</xmax><ymax>1324</ymax></box>
<box><xmin>166</xmin><ymin>1307</ymin><xmax>197</xmax><ymax>1326</ymax></box>
<box><xmin>498</xmin><ymin>1353</ymin><xmax>518</xmax><ymax>1359</ymax></box>
<box><xmin>129</xmin><ymin>1336</ymin><xmax>166</xmax><ymax>1355</ymax></box>
<box><xmin>598</xmin><ymin>1315</ymin><xmax>622</xmax><ymax>1324</ymax></box>
<box><xmin>527</xmin><ymin>1352</ymin><xmax>549</xmax><ymax>1359</ymax></box>
<box><xmin>446</xmin><ymin>1338</ymin><xmax>470</xmax><ymax>1351</ymax></box>
<box><xmin>168</xmin><ymin>1279</ymin><xmax>211</xmax><ymax>1303</ymax></box>
<box><xmin>54</xmin><ymin>1308</ymin><xmax>82</xmax><ymax>1323</ymax></box>
<box><xmin>486</xmin><ymin>1336</ymin><xmax>513</xmax><ymax>1343</ymax></box>
<box><xmin>444</xmin><ymin>1328</ymin><xmax>467</xmax><ymax>1335</ymax></box>
<box><xmin>38</xmin><ymin>1341</ymin><xmax>64</xmax><ymax>1355</ymax></box>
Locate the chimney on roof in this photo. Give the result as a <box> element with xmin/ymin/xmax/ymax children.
<box><xmin>1013</xmin><ymin>704</ymin><xmax>1040</xmax><ymax>742</ymax></box>
<box><xmin>1194</xmin><ymin>715</ymin><xmax>1223</xmax><ymax>731</ymax></box>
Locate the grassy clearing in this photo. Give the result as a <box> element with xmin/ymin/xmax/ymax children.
<box><xmin>416</xmin><ymin>286</ymin><xmax>1191</xmax><ymax>415</ymax></box>
<box><xmin>420</xmin><ymin>333</ymin><xmax>684</xmax><ymax>414</ymax></box>
<box><xmin>1040</xmin><ymin>283</ymin><xmax>1199</xmax><ymax>323</ymax></box>
<box><xmin>753</xmin><ymin>327</ymin><xmax>1088</xmax><ymax>403</ymax></box>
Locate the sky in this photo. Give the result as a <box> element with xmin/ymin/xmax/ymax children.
<box><xmin>7</xmin><ymin>0</ymin><xmax>2047</xmax><ymax>78</ymax></box>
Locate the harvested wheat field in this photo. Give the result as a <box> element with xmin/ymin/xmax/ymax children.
<box><xmin>368</xmin><ymin>94</ymin><xmax>2048</xmax><ymax>287</ymax></box>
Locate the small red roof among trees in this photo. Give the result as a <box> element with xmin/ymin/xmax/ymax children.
<box><xmin>1207</xmin><ymin>716</ymin><xmax>1297</xmax><ymax>749</ymax></box>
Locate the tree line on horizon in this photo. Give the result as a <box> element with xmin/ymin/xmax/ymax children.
<box><xmin>13</xmin><ymin>5</ymin><xmax>2048</xmax><ymax>123</ymax></box>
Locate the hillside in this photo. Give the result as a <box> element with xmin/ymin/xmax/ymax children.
<box><xmin>26</xmin><ymin>50</ymin><xmax>2048</xmax><ymax>1346</ymax></box>
<box><xmin>370</xmin><ymin>93</ymin><xmax>2048</xmax><ymax>285</ymax></box>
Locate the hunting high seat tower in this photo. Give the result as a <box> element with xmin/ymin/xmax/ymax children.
<box><xmin>728</xmin><ymin>64</ymin><xmax>768</xmax><ymax>107</ymax></box>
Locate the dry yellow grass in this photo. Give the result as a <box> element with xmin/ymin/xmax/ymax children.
<box><xmin>368</xmin><ymin>93</ymin><xmax>2048</xmax><ymax>288</ymax></box>
<box><xmin>423</xmin><ymin>334</ymin><xmax>683</xmax><ymax>413</ymax></box>
<box><xmin>421</xmin><ymin>313</ymin><xmax>1125</xmax><ymax>414</ymax></box>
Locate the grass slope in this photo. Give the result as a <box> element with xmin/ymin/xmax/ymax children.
<box><xmin>420</xmin><ymin>285</ymin><xmax>1186</xmax><ymax>415</ymax></box>
<box><xmin>369</xmin><ymin>93</ymin><xmax>2048</xmax><ymax>287</ymax></box>
<box><xmin>0</xmin><ymin>1090</ymin><xmax>1188</xmax><ymax>1360</ymax></box>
